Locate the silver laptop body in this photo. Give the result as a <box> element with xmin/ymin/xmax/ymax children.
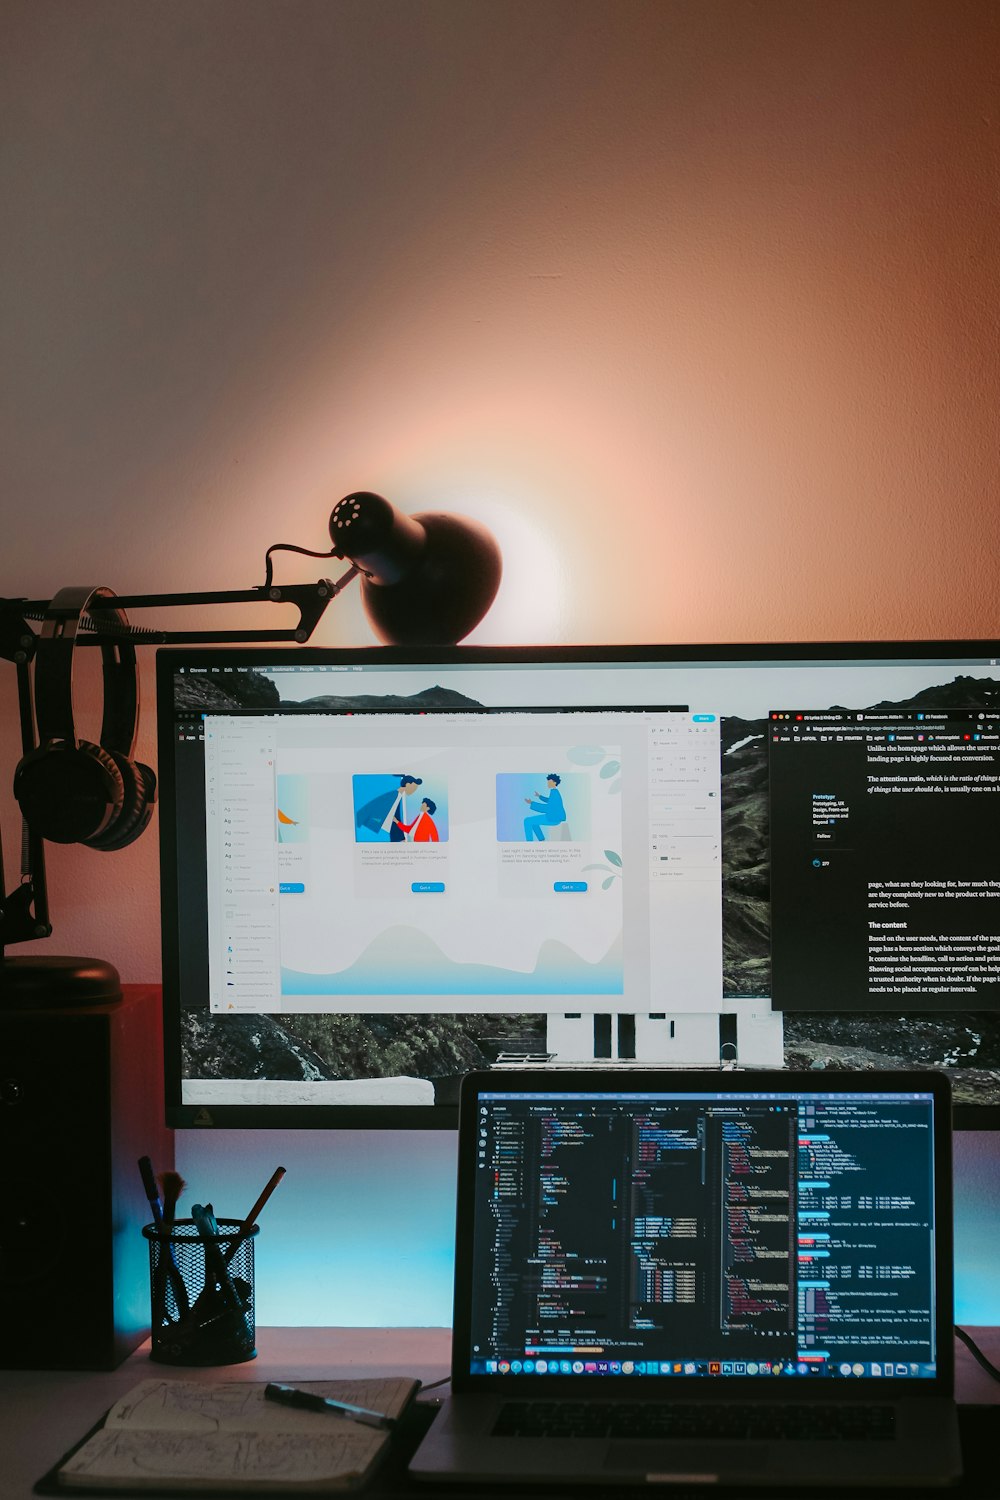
<box><xmin>410</xmin><ymin>1068</ymin><xmax>961</xmax><ymax>1488</ymax></box>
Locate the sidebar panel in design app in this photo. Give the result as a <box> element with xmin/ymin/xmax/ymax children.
<box><xmin>648</xmin><ymin>714</ymin><xmax>723</xmax><ymax>1008</ymax></box>
<box><xmin>206</xmin><ymin>718</ymin><xmax>281</xmax><ymax>1011</ymax></box>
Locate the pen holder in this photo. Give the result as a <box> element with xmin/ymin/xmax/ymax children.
<box><xmin>143</xmin><ymin>1219</ymin><xmax>257</xmax><ymax>1366</ymax></box>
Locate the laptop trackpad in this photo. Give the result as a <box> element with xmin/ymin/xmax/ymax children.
<box><xmin>606</xmin><ymin>1442</ymin><xmax>769</xmax><ymax>1477</ymax></box>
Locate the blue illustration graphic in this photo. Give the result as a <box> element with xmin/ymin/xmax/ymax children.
<box><xmin>353</xmin><ymin>773</ymin><xmax>448</xmax><ymax>842</ymax></box>
<box><xmin>496</xmin><ymin>772</ymin><xmax>589</xmax><ymax>842</ymax></box>
<box><xmin>523</xmin><ymin>772</ymin><xmax>565</xmax><ymax>841</ymax></box>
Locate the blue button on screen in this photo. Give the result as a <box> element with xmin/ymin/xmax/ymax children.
<box><xmin>554</xmin><ymin>881</ymin><xmax>588</xmax><ymax>893</ymax></box>
<box><xmin>412</xmin><ymin>881</ymin><xmax>446</xmax><ymax>893</ymax></box>
<box><xmin>279</xmin><ymin>882</ymin><xmax>305</xmax><ymax>894</ymax></box>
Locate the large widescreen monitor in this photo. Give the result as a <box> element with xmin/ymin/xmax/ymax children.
<box><xmin>156</xmin><ymin>642</ymin><xmax>1000</xmax><ymax>1128</ymax></box>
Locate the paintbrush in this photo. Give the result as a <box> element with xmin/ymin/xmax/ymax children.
<box><xmin>139</xmin><ymin>1157</ymin><xmax>190</xmax><ymax>1319</ymax></box>
<box><xmin>157</xmin><ymin>1170</ymin><xmax>186</xmax><ymax>1231</ymax></box>
<box><xmin>155</xmin><ymin>1168</ymin><xmax>191</xmax><ymax>1316</ymax></box>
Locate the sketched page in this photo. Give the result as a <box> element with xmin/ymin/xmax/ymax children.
<box><xmin>102</xmin><ymin>1378</ymin><xmax>418</xmax><ymax>1433</ymax></box>
<box><xmin>57</xmin><ymin>1427</ymin><xmax>383</xmax><ymax>1491</ymax></box>
<box><xmin>57</xmin><ymin>1379</ymin><xmax>420</xmax><ymax>1491</ymax></box>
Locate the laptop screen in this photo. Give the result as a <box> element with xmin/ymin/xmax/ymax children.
<box><xmin>454</xmin><ymin>1071</ymin><xmax>953</xmax><ymax>1389</ymax></box>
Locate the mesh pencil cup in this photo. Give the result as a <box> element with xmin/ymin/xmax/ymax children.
<box><xmin>143</xmin><ymin>1219</ymin><xmax>257</xmax><ymax>1365</ymax></box>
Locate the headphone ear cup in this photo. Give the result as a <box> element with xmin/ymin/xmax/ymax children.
<box><xmin>13</xmin><ymin>740</ymin><xmax>125</xmax><ymax>845</ymax></box>
<box><xmin>87</xmin><ymin>756</ymin><xmax>157</xmax><ymax>852</ymax></box>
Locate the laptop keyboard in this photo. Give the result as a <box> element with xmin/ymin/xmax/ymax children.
<box><xmin>492</xmin><ymin>1400</ymin><xmax>896</xmax><ymax>1442</ymax></box>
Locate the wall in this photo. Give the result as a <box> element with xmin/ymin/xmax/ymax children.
<box><xmin>2</xmin><ymin>0</ymin><xmax>999</xmax><ymax>1323</ymax></box>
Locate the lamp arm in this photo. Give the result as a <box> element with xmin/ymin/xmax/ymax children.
<box><xmin>1</xmin><ymin>557</ymin><xmax>360</xmax><ymax>953</ymax></box>
<box><xmin>0</xmin><ymin>632</ymin><xmax>52</xmax><ymax>949</ymax></box>
<box><xmin>13</xmin><ymin>564</ymin><xmax>361</xmax><ymax>647</ymax></box>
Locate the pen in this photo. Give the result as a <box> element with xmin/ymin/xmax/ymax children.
<box><xmin>191</xmin><ymin>1202</ymin><xmax>246</xmax><ymax>1313</ymax></box>
<box><xmin>264</xmin><ymin>1382</ymin><xmax>395</xmax><ymax>1430</ymax></box>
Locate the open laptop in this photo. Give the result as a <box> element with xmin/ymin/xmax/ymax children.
<box><xmin>410</xmin><ymin>1068</ymin><xmax>962</xmax><ymax>1488</ymax></box>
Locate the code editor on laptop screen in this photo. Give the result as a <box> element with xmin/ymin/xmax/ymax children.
<box><xmin>467</xmin><ymin>1086</ymin><xmax>939</xmax><ymax>1381</ymax></box>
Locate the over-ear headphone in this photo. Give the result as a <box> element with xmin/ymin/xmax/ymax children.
<box><xmin>13</xmin><ymin>585</ymin><xmax>156</xmax><ymax>850</ymax></box>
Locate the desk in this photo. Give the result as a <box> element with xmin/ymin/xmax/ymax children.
<box><xmin>4</xmin><ymin>1327</ymin><xmax>998</xmax><ymax>1498</ymax></box>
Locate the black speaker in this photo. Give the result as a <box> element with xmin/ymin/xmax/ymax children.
<box><xmin>0</xmin><ymin>985</ymin><xmax>173</xmax><ymax>1369</ymax></box>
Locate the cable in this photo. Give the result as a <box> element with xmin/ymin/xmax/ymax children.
<box><xmin>955</xmin><ymin>1324</ymin><xmax>1000</xmax><ymax>1383</ymax></box>
<box><xmin>262</xmin><ymin>542</ymin><xmax>339</xmax><ymax>591</ymax></box>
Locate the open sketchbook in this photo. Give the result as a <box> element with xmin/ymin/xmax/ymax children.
<box><xmin>55</xmin><ymin>1377</ymin><xmax>421</xmax><ymax>1493</ymax></box>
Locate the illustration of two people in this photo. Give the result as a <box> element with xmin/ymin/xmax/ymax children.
<box><xmin>356</xmin><ymin>774</ymin><xmax>440</xmax><ymax>842</ymax></box>
<box><xmin>524</xmin><ymin>772</ymin><xmax>566</xmax><ymax>841</ymax></box>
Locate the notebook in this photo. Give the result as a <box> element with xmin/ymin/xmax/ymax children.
<box><xmin>410</xmin><ymin>1068</ymin><xmax>962</xmax><ymax>1488</ymax></box>
<box><xmin>52</xmin><ymin>1377</ymin><xmax>420</xmax><ymax>1492</ymax></box>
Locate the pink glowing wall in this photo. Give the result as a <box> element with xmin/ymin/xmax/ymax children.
<box><xmin>4</xmin><ymin>0</ymin><xmax>998</xmax><ymax>976</ymax></box>
<box><xmin>5</xmin><ymin>0</ymin><xmax>999</xmax><ymax>1328</ymax></box>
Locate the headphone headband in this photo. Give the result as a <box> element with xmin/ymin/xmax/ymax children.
<box><xmin>33</xmin><ymin>585</ymin><xmax>139</xmax><ymax>757</ymax></box>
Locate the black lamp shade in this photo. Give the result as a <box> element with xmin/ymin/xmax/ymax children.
<box><xmin>329</xmin><ymin>493</ymin><xmax>502</xmax><ymax>645</ymax></box>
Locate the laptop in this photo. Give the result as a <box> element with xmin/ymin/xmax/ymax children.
<box><xmin>410</xmin><ymin>1068</ymin><xmax>962</xmax><ymax>1488</ymax></box>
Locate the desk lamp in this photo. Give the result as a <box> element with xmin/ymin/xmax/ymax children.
<box><xmin>0</xmin><ymin>492</ymin><xmax>502</xmax><ymax>1006</ymax></box>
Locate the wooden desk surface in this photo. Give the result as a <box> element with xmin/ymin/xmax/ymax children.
<box><xmin>4</xmin><ymin>1326</ymin><xmax>997</xmax><ymax>1499</ymax></box>
<box><xmin>3</xmin><ymin>1327</ymin><xmax>450</xmax><ymax>1498</ymax></box>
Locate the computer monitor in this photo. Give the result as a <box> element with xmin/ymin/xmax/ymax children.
<box><xmin>156</xmin><ymin>641</ymin><xmax>1000</xmax><ymax>1128</ymax></box>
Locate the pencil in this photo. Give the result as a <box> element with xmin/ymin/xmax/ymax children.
<box><xmin>223</xmin><ymin>1166</ymin><xmax>287</xmax><ymax>1266</ymax></box>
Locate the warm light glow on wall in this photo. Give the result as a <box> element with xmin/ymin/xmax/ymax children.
<box><xmin>5</xmin><ymin>0</ymin><xmax>1000</xmax><ymax>1332</ymax></box>
<box><xmin>431</xmin><ymin>491</ymin><xmax>569</xmax><ymax>646</ymax></box>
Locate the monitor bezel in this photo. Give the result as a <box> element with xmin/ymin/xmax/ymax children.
<box><xmin>156</xmin><ymin>639</ymin><xmax>1000</xmax><ymax>1130</ymax></box>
